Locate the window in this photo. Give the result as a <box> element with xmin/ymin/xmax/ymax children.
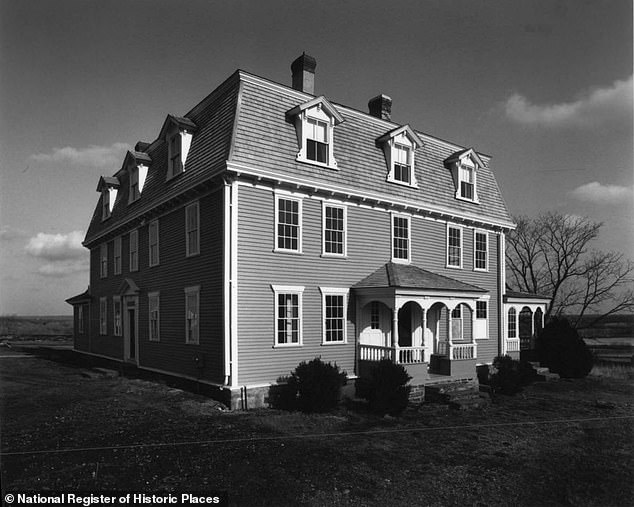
<box><xmin>393</xmin><ymin>144</ymin><xmax>412</xmax><ymax>184</ymax></box>
<box><xmin>451</xmin><ymin>306</ymin><xmax>463</xmax><ymax>340</ymax></box>
<box><xmin>168</xmin><ymin>133</ymin><xmax>182</xmax><ymax>178</ymax></box>
<box><xmin>475</xmin><ymin>300</ymin><xmax>488</xmax><ymax>339</ymax></box>
<box><xmin>102</xmin><ymin>191</ymin><xmax>111</xmax><ymax>220</ymax></box>
<box><xmin>447</xmin><ymin>225</ymin><xmax>462</xmax><ymax>268</ymax></box>
<box><xmin>148</xmin><ymin>292</ymin><xmax>160</xmax><ymax>342</ymax></box>
<box><xmin>392</xmin><ymin>214</ymin><xmax>410</xmax><ymax>263</ymax></box>
<box><xmin>113</xmin><ymin>296</ymin><xmax>122</xmax><ymax>336</ymax></box>
<box><xmin>129</xmin><ymin>166</ymin><xmax>140</xmax><ymax>202</ymax></box>
<box><xmin>77</xmin><ymin>305</ymin><xmax>84</xmax><ymax>334</ymax></box>
<box><xmin>287</xmin><ymin>97</ymin><xmax>343</xmax><ymax>170</ymax></box>
<box><xmin>444</xmin><ymin>149</ymin><xmax>482</xmax><ymax>203</ymax></box>
<box><xmin>323</xmin><ymin>204</ymin><xmax>346</xmax><ymax>256</ymax></box>
<box><xmin>474</xmin><ymin>231</ymin><xmax>488</xmax><ymax>271</ymax></box>
<box><xmin>370</xmin><ymin>302</ymin><xmax>380</xmax><ymax>330</ymax></box>
<box><xmin>275</xmin><ymin>196</ymin><xmax>302</xmax><ymax>253</ymax></box>
<box><xmin>184</xmin><ymin>286</ymin><xmax>200</xmax><ymax>344</ymax></box>
<box><xmin>185</xmin><ymin>202</ymin><xmax>200</xmax><ymax>257</ymax></box>
<box><xmin>100</xmin><ymin>243</ymin><xmax>108</xmax><ymax>278</ymax></box>
<box><xmin>99</xmin><ymin>297</ymin><xmax>107</xmax><ymax>335</ymax></box>
<box><xmin>459</xmin><ymin>164</ymin><xmax>475</xmax><ymax>200</ymax></box>
<box><xmin>114</xmin><ymin>236</ymin><xmax>122</xmax><ymax>275</ymax></box>
<box><xmin>508</xmin><ymin>307</ymin><xmax>517</xmax><ymax>338</ymax></box>
<box><xmin>129</xmin><ymin>230</ymin><xmax>139</xmax><ymax>272</ymax></box>
<box><xmin>272</xmin><ymin>286</ymin><xmax>304</xmax><ymax>346</ymax></box>
<box><xmin>320</xmin><ymin>288</ymin><xmax>348</xmax><ymax>344</ymax></box>
<box><xmin>149</xmin><ymin>220</ymin><xmax>159</xmax><ymax>266</ymax></box>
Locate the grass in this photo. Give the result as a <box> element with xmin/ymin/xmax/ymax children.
<box><xmin>590</xmin><ymin>361</ymin><xmax>634</xmax><ymax>380</ymax></box>
<box><xmin>1</xmin><ymin>348</ymin><xmax>633</xmax><ymax>506</ymax></box>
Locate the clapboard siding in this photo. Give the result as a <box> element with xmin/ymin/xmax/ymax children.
<box><xmin>87</xmin><ymin>190</ymin><xmax>225</xmax><ymax>382</ymax></box>
<box><xmin>237</xmin><ymin>184</ymin><xmax>502</xmax><ymax>384</ymax></box>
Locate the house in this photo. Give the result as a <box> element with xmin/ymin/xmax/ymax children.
<box><xmin>67</xmin><ymin>54</ymin><xmax>548</xmax><ymax>408</ymax></box>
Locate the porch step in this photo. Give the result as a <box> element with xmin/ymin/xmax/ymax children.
<box><xmin>425</xmin><ymin>380</ymin><xmax>490</xmax><ymax>410</ymax></box>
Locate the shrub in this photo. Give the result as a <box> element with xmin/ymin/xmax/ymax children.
<box><xmin>537</xmin><ymin>318</ymin><xmax>593</xmax><ymax>378</ymax></box>
<box><xmin>356</xmin><ymin>359</ymin><xmax>412</xmax><ymax>416</ymax></box>
<box><xmin>488</xmin><ymin>355</ymin><xmax>537</xmax><ymax>395</ymax></box>
<box><xmin>286</xmin><ymin>358</ymin><xmax>347</xmax><ymax>413</ymax></box>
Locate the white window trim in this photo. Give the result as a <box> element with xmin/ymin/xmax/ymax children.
<box><xmin>473</xmin><ymin>229</ymin><xmax>489</xmax><ymax>272</ymax></box>
<box><xmin>295</xmin><ymin>107</ymin><xmax>339</xmax><ymax>170</ymax></box>
<box><xmin>455</xmin><ymin>160</ymin><xmax>479</xmax><ymax>204</ymax></box>
<box><xmin>446</xmin><ymin>223</ymin><xmax>463</xmax><ymax>269</ymax></box>
<box><xmin>508</xmin><ymin>308</ymin><xmax>517</xmax><ymax>339</ymax></box>
<box><xmin>184</xmin><ymin>286</ymin><xmax>200</xmax><ymax>345</ymax></box>
<box><xmin>113</xmin><ymin>296</ymin><xmax>122</xmax><ymax>337</ymax></box>
<box><xmin>319</xmin><ymin>287</ymin><xmax>349</xmax><ymax>345</ymax></box>
<box><xmin>274</xmin><ymin>192</ymin><xmax>303</xmax><ymax>254</ymax></box>
<box><xmin>321</xmin><ymin>202</ymin><xmax>347</xmax><ymax>257</ymax></box>
<box><xmin>271</xmin><ymin>285</ymin><xmax>304</xmax><ymax>348</ymax></box>
<box><xmin>148</xmin><ymin>291</ymin><xmax>160</xmax><ymax>342</ymax></box>
<box><xmin>391</xmin><ymin>212</ymin><xmax>411</xmax><ymax>264</ymax></box>
<box><xmin>475</xmin><ymin>300</ymin><xmax>489</xmax><ymax>340</ymax></box>
<box><xmin>385</xmin><ymin>138</ymin><xmax>419</xmax><ymax>188</ymax></box>
<box><xmin>99</xmin><ymin>297</ymin><xmax>107</xmax><ymax>335</ymax></box>
<box><xmin>185</xmin><ymin>202</ymin><xmax>200</xmax><ymax>258</ymax></box>
<box><xmin>100</xmin><ymin>243</ymin><xmax>108</xmax><ymax>278</ymax></box>
<box><xmin>129</xmin><ymin>229</ymin><xmax>139</xmax><ymax>272</ymax></box>
<box><xmin>148</xmin><ymin>220</ymin><xmax>160</xmax><ymax>267</ymax></box>
<box><xmin>113</xmin><ymin>236</ymin><xmax>122</xmax><ymax>275</ymax></box>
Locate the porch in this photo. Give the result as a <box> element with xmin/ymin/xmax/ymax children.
<box><xmin>353</xmin><ymin>262</ymin><xmax>487</xmax><ymax>383</ymax></box>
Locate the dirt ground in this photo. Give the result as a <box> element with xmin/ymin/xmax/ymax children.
<box><xmin>1</xmin><ymin>347</ymin><xmax>633</xmax><ymax>507</ymax></box>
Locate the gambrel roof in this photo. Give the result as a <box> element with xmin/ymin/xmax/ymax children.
<box><xmin>84</xmin><ymin>69</ymin><xmax>513</xmax><ymax>246</ymax></box>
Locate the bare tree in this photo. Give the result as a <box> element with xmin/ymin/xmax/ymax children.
<box><xmin>506</xmin><ymin>212</ymin><xmax>634</xmax><ymax>328</ymax></box>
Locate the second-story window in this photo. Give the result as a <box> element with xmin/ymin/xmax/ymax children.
<box><xmin>100</xmin><ymin>243</ymin><xmax>108</xmax><ymax>278</ymax></box>
<box><xmin>113</xmin><ymin>236</ymin><xmax>122</xmax><ymax>275</ymax></box>
<box><xmin>391</xmin><ymin>214</ymin><xmax>410</xmax><ymax>263</ymax></box>
<box><xmin>149</xmin><ymin>220</ymin><xmax>159</xmax><ymax>266</ymax></box>
<box><xmin>323</xmin><ymin>204</ymin><xmax>346</xmax><ymax>256</ymax></box>
<box><xmin>474</xmin><ymin>231</ymin><xmax>488</xmax><ymax>271</ymax></box>
<box><xmin>185</xmin><ymin>202</ymin><xmax>200</xmax><ymax>257</ymax></box>
<box><xmin>275</xmin><ymin>196</ymin><xmax>302</xmax><ymax>253</ymax></box>
<box><xmin>129</xmin><ymin>229</ymin><xmax>139</xmax><ymax>272</ymax></box>
<box><xmin>447</xmin><ymin>225</ymin><xmax>462</xmax><ymax>268</ymax></box>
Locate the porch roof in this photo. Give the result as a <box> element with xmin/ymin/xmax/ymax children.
<box><xmin>65</xmin><ymin>288</ymin><xmax>91</xmax><ymax>305</ymax></box>
<box><xmin>352</xmin><ymin>262</ymin><xmax>487</xmax><ymax>293</ymax></box>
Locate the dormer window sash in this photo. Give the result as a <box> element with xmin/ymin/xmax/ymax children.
<box><xmin>445</xmin><ymin>148</ymin><xmax>482</xmax><ymax>204</ymax></box>
<box><xmin>459</xmin><ymin>164</ymin><xmax>475</xmax><ymax>200</ymax></box>
<box><xmin>379</xmin><ymin>126</ymin><xmax>422</xmax><ymax>188</ymax></box>
<box><xmin>393</xmin><ymin>143</ymin><xmax>412</xmax><ymax>184</ymax></box>
<box><xmin>168</xmin><ymin>133</ymin><xmax>182</xmax><ymax>178</ymax></box>
<box><xmin>102</xmin><ymin>191</ymin><xmax>111</xmax><ymax>220</ymax></box>
<box><xmin>306</xmin><ymin>116</ymin><xmax>329</xmax><ymax>164</ymax></box>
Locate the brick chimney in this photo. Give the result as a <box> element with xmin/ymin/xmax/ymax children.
<box><xmin>368</xmin><ymin>94</ymin><xmax>392</xmax><ymax>121</ymax></box>
<box><xmin>291</xmin><ymin>53</ymin><xmax>316</xmax><ymax>95</ymax></box>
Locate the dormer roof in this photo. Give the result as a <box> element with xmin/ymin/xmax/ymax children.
<box><xmin>444</xmin><ymin>147</ymin><xmax>485</xmax><ymax>168</ymax></box>
<box><xmin>376</xmin><ymin>124</ymin><xmax>424</xmax><ymax>148</ymax></box>
<box><xmin>158</xmin><ymin>114</ymin><xmax>198</xmax><ymax>140</ymax></box>
<box><xmin>96</xmin><ymin>176</ymin><xmax>120</xmax><ymax>192</ymax></box>
<box><xmin>286</xmin><ymin>95</ymin><xmax>344</xmax><ymax>125</ymax></box>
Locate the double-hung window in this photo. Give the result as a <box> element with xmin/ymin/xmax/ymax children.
<box><xmin>391</xmin><ymin>214</ymin><xmax>410</xmax><ymax>263</ymax></box>
<box><xmin>320</xmin><ymin>288</ymin><xmax>348</xmax><ymax>344</ymax></box>
<box><xmin>474</xmin><ymin>231</ymin><xmax>488</xmax><ymax>271</ymax></box>
<box><xmin>275</xmin><ymin>196</ymin><xmax>301</xmax><ymax>253</ymax></box>
<box><xmin>459</xmin><ymin>164</ymin><xmax>475</xmax><ymax>200</ymax></box>
<box><xmin>148</xmin><ymin>292</ymin><xmax>160</xmax><ymax>342</ymax></box>
<box><xmin>272</xmin><ymin>285</ymin><xmax>303</xmax><ymax>347</ymax></box>
<box><xmin>508</xmin><ymin>308</ymin><xmax>517</xmax><ymax>338</ymax></box>
<box><xmin>306</xmin><ymin>117</ymin><xmax>329</xmax><ymax>164</ymax></box>
<box><xmin>447</xmin><ymin>225</ymin><xmax>462</xmax><ymax>268</ymax></box>
<box><xmin>99</xmin><ymin>297</ymin><xmax>107</xmax><ymax>335</ymax></box>
<box><xmin>323</xmin><ymin>204</ymin><xmax>346</xmax><ymax>256</ymax></box>
<box><xmin>370</xmin><ymin>302</ymin><xmax>380</xmax><ymax>330</ymax></box>
<box><xmin>184</xmin><ymin>286</ymin><xmax>200</xmax><ymax>344</ymax></box>
<box><xmin>185</xmin><ymin>202</ymin><xmax>200</xmax><ymax>257</ymax></box>
<box><xmin>168</xmin><ymin>133</ymin><xmax>182</xmax><ymax>178</ymax></box>
<box><xmin>475</xmin><ymin>300</ymin><xmax>488</xmax><ymax>339</ymax></box>
<box><xmin>113</xmin><ymin>296</ymin><xmax>122</xmax><ymax>336</ymax></box>
<box><xmin>148</xmin><ymin>220</ymin><xmax>159</xmax><ymax>266</ymax></box>
<box><xmin>393</xmin><ymin>144</ymin><xmax>412</xmax><ymax>184</ymax></box>
<box><xmin>129</xmin><ymin>230</ymin><xmax>139</xmax><ymax>272</ymax></box>
<box><xmin>113</xmin><ymin>236</ymin><xmax>122</xmax><ymax>275</ymax></box>
<box><xmin>129</xmin><ymin>167</ymin><xmax>140</xmax><ymax>202</ymax></box>
<box><xmin>102</xmin><ymin>191</ymin><xmax>111</xmax><ymax>220</ymax></box>
<box><xmin>100</xmin><ymin>244</ymin><xmax>108</xmax><ymax>278</ymax></box>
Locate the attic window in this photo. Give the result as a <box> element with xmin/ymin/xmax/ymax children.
<box><xmin>97</xmin><ymin>177</ymin><xmax>119</xmax><ymax>221</ymax></box>
<box><xmin>161</xmin><ymin>115</ymin><xmax>197</xmax><ymax>181</ymax></box>
<box><xmin>168</xmin><ymin>133</ymin><xmax>182</xmax><ymax>178</ymax></box>
<box><xmin>102</xmin><ymin>191</ymin><xmax>111</xmax><ymax>220</ymax></box>
<box><xmin>287</xmin><ymin>96</ymin><xmax>344</xmax><ymax>170</ymax></box>
<box><xmin>458</xmin><ymin>159</ymin><xmax>475</xmax><ymax>200</ymax></box>
<box><xmin>377</xmin><ymin>126</ymin><xmax>423</xmax><ymax>188</ymax></box>
<box><xmin>444</xmin><ymin>148</ymin><xmax>482</xmax><ymax>204</ymax></box>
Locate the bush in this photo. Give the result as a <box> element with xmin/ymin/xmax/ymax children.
<box><xmin>356</xmin><ymin>359</ymin><xmax>412</xmax><ymax>416</ymax></box>
<box><xmin>286</xmin><ymin>358</ymin><xmax>347</xmax><ymax>413</ymax></box>
<box><xmin>488</xmin><ymin>355</ymin><xmax>536</xmax><ymax>394</ymax></box>
<box><xmin>537</xmin><ymin>317</ymin><xmax>593</xmax><ymax>378</ymax></box>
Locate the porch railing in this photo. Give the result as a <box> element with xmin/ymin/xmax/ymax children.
<box><xmin>358</xmin><ymin>344</ymin><xmax>425</xmax><ymax>365</ymax></box>
<box><xmin>437</xmin><ymin>341</ymin><xmax>477</xmax><ymax>360</ymax></box>
<box><xmin>506</xmin><ymin>338</ymin><xmax>520</xmax><ymax>352</ymax></box>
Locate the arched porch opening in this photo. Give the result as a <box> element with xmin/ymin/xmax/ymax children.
<box><xmin>534</xmin><ymin>308</ymin><xmax>544</xmax><ymax>335</ymax></box>
<box><xmin>519</xmin><ymin>306</ymin><xmax>533</xmax><ymax>350</ymax></box>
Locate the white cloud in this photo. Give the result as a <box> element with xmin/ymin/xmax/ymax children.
<box><xmin>569</xmin><ymin>181</ymin><xmax>633</xmax><ymax>204</ymax></box>
<box><xmin>26</xmin><ymin>231</ymin><xmax>86</xmax><ymax>261</ymax></box>
<box><xmin>504</xmin><ymin>75</ymin><xmax>633</xmax><ymax>127</ymax></box>
<box><xmin>30</xmin><ymin>142</ymin><xmax>131</xmax><ymax>169</ymax></box>
<box><xmin>37</xmin><ymin>259</ymin><xmax>89</xmax><ymax>278</ymax></box>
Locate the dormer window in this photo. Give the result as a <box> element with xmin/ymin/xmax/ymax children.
<box><xmin>377</xmin><ymin>125</ymin><xmax>424</xmax><ymax>188</ymax></box>
<box><xmin>444</xmin><ymin>148</ymin><xmax>483</xmax><ymax>203</ymax></box>
<box><xmin>121</xmin><ymin>151</ymin><xmax>151</xmax><ymax>204</ymax></box>
<box><xmin>158</xmin><ymin>115</ymin><xmax>197</xmax><ymax>181</ymax></box>
<box><xmin>97</xmin><ymin>176</ymin><xmax>119</xmax><ymax>221</ymax></box>
<box><xmin>287</xmin><ymin>96</ymin><xmax>344</xmax><ymax>170</ymax></box>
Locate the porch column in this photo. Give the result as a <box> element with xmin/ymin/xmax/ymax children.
<box><xmin>447</xmin><ymin>307</ymin><xmax>453</xmax><ymax>345</ymax></box>
<box><xmin>391</xmin><ymin>308</ymin><xmax>399</xmax><ymax>348</ymax></box>
<box><xmin>420</xmin><ymin>309</ymin><xmax>427</xmax><ymax>347</ymax></box>
<box><xmin>471</xmin><ymin>304</ymin><xmax>477</xmax><ymax>343</ymax></box>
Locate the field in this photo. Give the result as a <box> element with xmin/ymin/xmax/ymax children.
<box><xmin>1</xmin><ymin>346</ymin><xmax>633</xmax><ymax>506</ymax></box>
<box><xmin>0</xmin><ymin>315</ymin><xmax>73</xmax><ymax>338</ymax></box>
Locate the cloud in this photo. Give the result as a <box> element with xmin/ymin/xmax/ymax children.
<box><xmin>569</xmin><ymin>181</ymin><xmax>633</xmax><ymax>205</ymax></box>
<box><xmin>30</xmin><ymin>142</ymin><xmax>131</xmax><ymax>169</ymax></box>
<box><xmin>504</xmin><ymin>75</ymin><xmax>633</xmax><ymax>127</ymax></box>
<box><xmin>37</xmin><ymin>259</ymin><xmax>89</xmax><ymax>277</ymax></box>
<box><xmin>26</xmin><ymin>231</ymin><xmax>86</xmax><ymax>261</ymax></box>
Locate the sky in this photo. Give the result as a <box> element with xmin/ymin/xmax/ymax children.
<box><xmin>0</xmin><ymin>0</ymin><xmax>632</xmax><ymax>315</ymax></box>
